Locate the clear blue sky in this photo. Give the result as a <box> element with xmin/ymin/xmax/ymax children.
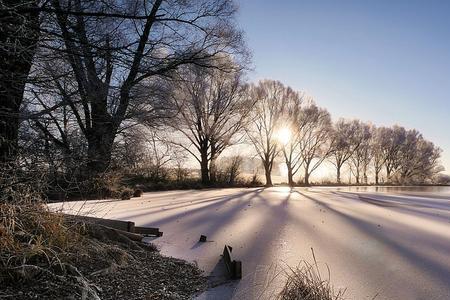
<box><xmin>237</xmin><ymin>0</ymin><xmax>450</xmax><ymax>174</ymax></box>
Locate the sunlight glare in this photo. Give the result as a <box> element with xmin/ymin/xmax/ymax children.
<box><xmin>276</xmin><ymin>127</ymin><xmax>291</xmax><ymax>145</ymax></box>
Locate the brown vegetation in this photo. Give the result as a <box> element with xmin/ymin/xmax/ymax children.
<box><xmin>0</xmin><ymin>200</ymin><xmax>206</xmax><ymax>299</ymax></box>
<box><xmin>277</xmin><ymin>250</ymin><xmax>346</xmax><ymax>300</ymax></box>
<box><xmin>0</xmin><ymin>166</ymin><xmax>206</xmax><ymax>299</ymax></box>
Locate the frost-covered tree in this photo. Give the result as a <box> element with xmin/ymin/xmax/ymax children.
<box><xmin>168</xmin><ymin>61</ymin><xmax>251</xmax><ymax>184</ymax></box>
<box><xmin>372</xmin><ymin>126</ymin><xmax>388</xmax><ymax>185</ymax></box>
<box><xmin>329</xmin><ymin>119</ymin><xmax>364</xmax><ymax>184</ymax></box>
<box><xmin>396</xmin><ymin>130</ymin><xmax>442</xmax><ymax>183</ymax></box>
<box><xmin>27</xmin><ymin>0</ymin><xmax>248</xmax><ymax>175</ymax></box>
<box><xmin>279</xmin><ymin>90</ymin><xmax>305</xmax><ymax>186</ymax></box>
<box><xmin>349</xmin><ymin>122</ymin><xmax>373</xmax><ymax>184</ymax></box>
<box><xmin>372</xmin><ymin>125</ymin><xmax>442</xmax><ymax>184</ymax></box>
<box><xmin>381</xmin><ymin>125</ymin><xmax>407</xmax><ymax>181</ymax></box>
<box><xmin>246</xmin><ymin>80</ymin><xmax>294</xmax><ymax>186</ymax></box>
<box><xmin>0</xmin><ymin>0</ymin><xmax>40</xmax><ymax>163</ymax></box>
<box><xmin>299</xmin><ymin>104</ymin><xmax>333</xmax><ymax>186</ymax></box>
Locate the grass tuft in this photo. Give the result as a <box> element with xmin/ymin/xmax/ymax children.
<box><xmin>277</xmin><ymin>248</ymin><xmax>346</xmax><ymax>300</ymax></box>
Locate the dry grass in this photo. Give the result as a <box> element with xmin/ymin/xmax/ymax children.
<box><xmin>0</xmin><ymin>163</ymin><xmax>81</xmax><ymax>283</ymax></box>
<box><xmin>0</xmin><ymin>201</ymin><xmax>82</xmax><ymax>282</ymax></box>
<box><xmin>277</xmin><ymin>249</ymin><xmax>346</xmax><ymax>300</ymax></box>
<box><xmin>1</xmin><ymin>164</ymin><xmax>207</xmax><ymax>299</ymax></box>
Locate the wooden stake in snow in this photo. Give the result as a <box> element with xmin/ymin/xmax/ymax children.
<box><xmin>223</xmin><ymin>245</ymin><xmax>242</xmax><ymax>279</ymax></box>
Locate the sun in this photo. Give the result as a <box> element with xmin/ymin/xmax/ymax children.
<box><xmin>275</xmin><ymin>127</ymin><xmax>291</xmax><ymax>145</ymax></box>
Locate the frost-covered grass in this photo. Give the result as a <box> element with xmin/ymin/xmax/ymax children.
<box><xmin>278</xmin><ymin>249</ymin><xmax>346</xmax><ymax>300</ymax></box>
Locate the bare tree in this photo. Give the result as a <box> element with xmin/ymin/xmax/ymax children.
<box><xmin>226</xmin><ymin>155</ymin><xmax>243</xmax><ymax>185</ymax></box>
<box><xmin>329</xmin><ymin>119</ymin><xmax>364</xmax><ymax>184</ymax></box>
<box><xmin>381</xmin><ymin>125</ymin><xmax>406</xmax><ymax>182</ymax></box>
<box><xmin>28</xmin><ymin>0</ymin><xmax>248</xmax><ymax>176</ymax></box>
<box><xmin>279</xmin><ymin>90</ymin><xmax>304</xmax><ymax>186</ymax></box>
<box><xmin>0</xmin><ymin>0</ymin><xmax>40</xmax><ymax>162</ymax></box>
<box><xmin>167</xmin><ymin>61</ymin><xmax>251</xmax><ymax>185</ymax></box>
<box><xmin>246</xmin><ymin>80</ymin><xmax>293</xmax><ymax>186</ymax></box>
<box><xmin>372</xmin><ymin>126</ymin><xmax>389</xmax><ymax>185</ymax></box>
<box><xmin>172</xmin><ymin>150</ymin><xmax>190</xmax><ymax>183</ymax></box>
<box><xmin>140</xmin><ymin>132</ymin><xmax>172</xmax><ymax>181</ymax></box>
<box><xmin>370</xmin><ymin>125</ymin><xmax>442</xmax><ymax>185</ymax></box>
<box><xmin>349</xmin><ymin>122</ymin><xmax>372</xmax><ymax>184</ymax></box>
<box><xmin>113</xmin><ymin>127</ymin><xmax>172</xmax><ymax>180</ymax></box>
<box><xmin>215</xmin><ymin>155</ymin><xmax>243</xmax><ymax>185</ymax></box>
<box><xmin>434</xmin><ymin>173</ymin><xmax>450</xmax><ymax>185</ymax></box>
<box><xmin>396</xmin><ymin>130</ymin><xmax>442</xmax><ymax>184</ymax></box>
<box><xmin>299</xmin><ymin>104</ymin><xmax>333</xmax><ymax>186</ymax></box>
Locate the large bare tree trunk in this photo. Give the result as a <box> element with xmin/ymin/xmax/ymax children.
<box><xmin>85</xmin><ymin>96</ymin><xmax>116</xmax><ymax>174</ymax></box>
<box><xmin>304</xmin><ymin>167</ymin><xmax>310</xmax><ymax>186</ymax></box>
<box><xmin>209</xmin><ymin>145</ymin><xmax>217</xmax><ymax>183</ymax></box>
<box><xmin>336</xmin><ymin>166</ymin><xmax>341</xmax><ymax>184</ymax></box>
<box><xmin>386</xmin><ymin>166</ymin><xmax>391</xmax><ymax>183</ymax></box>
<box><xmin>86</xmin><ymin>130</ymin><xmax>115</xmax><ymax>175</ymax></box>
<box><xmin>363</xmin><ymin>168</ymin><xmax>368</xmax><ymax>184</ymax></box>
<box><xmin>264</xmin><ymin>163</ymin><xmax>273</xmax><ymax>187</ymax></box>
<box><xmin>200</xmin><ymin>160</ymin><xmax>210</xmax><ymax>185</ymax></box>
<box><xmin>0</xmin><ymin>0</ymin><xmax>39</xmax><ymax>163</ymax></box>
<box><xmin>49</xmin><ymin>0</ymin><xmax>164</xmax><ymax>176</ymax></box>
<box><xmin>200</xmin><ymin>144</ymin><xmax>210</xmax><ymax>185</ymax></box>
<box><xmin>287</xmin><ymin>166</ymin><xmax>294</xmax><ymax>187</ymax></box>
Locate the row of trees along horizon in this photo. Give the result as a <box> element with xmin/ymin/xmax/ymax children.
<box><xmin>1</xmin><ymin>1</ymin><xmax>447</xmax><ymax>200</ymax></box>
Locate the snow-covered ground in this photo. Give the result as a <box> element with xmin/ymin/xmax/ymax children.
<box><xmin>49</xmin><ymin>187</ymin><xmax>450</xmax><ymax>300</ymax></box>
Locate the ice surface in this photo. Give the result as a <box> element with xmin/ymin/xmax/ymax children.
<box><xmin>49</xmin><ymin>187</ymin><xmax>450</xmax><ymax>300</ymax></box>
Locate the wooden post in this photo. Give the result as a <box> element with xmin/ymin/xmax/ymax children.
<box><xmin>127</xmin><ymin>221</ymin><xmax>135</xmax><ymax>233</ymax></box>
<box><xmin>223</xmin><ymin>245</ymin><xmax>242</xmax><ymax>279</ymax></box>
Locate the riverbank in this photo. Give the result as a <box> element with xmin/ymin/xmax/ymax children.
<box><xmin>0</xmin><ymin>201</ymin><xmax>206</xmax><ymax>299</ymax></box>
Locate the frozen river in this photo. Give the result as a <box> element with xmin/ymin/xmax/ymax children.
<box><xmin>50</xmin><ymin>187</ymin><xmax>450</xmax><ymax>300</ymax></box>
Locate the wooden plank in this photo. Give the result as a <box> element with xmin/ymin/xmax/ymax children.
<box><xmin>223</xmin><ymin>245</ymin><xmax>242</xmax><ymax>279</ymax></box>
<box><xmin>66</xmin><ymin>214</ymin><xmax>134</xmax><ymax>232</ymax></box>
<box><xmin>112</xmin><ymin>228</ymin><xmax>143</xmax><ymax>242</ymax></box>
<box><xmin>66</xmin><ymin>214</ymin><xmax>163</xmax><ymax>237</ymax></box>
<box><xmin>134</xmin><ymin>226</ymin><xmax>163</xmax><ymax>237</ymax></box>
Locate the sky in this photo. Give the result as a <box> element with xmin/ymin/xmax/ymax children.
<box><xmin>236</xmin><ymin>0</ymin><xmax>450</xmax><ymax>175</ymax></box>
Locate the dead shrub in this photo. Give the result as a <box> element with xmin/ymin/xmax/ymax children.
<box><xmin>239</xmin><ymin>172</ymin><xmax>263</xmax><ymax>187</ymax></box>
<box><xmin>89</xmin><ymin>172</ymin><xmax>123</xmax><ymax>198</ymax></box>
<box><xmin>119</xmin><ymin>187</ymin><xmax>133</xmax><ymax>200</ymax></box>
<box><xmin>75</xmin><ymin>172</ymin><xmax>138</xmax><ymax>200</ymax></box>
<box><xmin>133</xmin><ymin>189</ymin><xmax>143</xmax><ymax>197</ymax></box>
